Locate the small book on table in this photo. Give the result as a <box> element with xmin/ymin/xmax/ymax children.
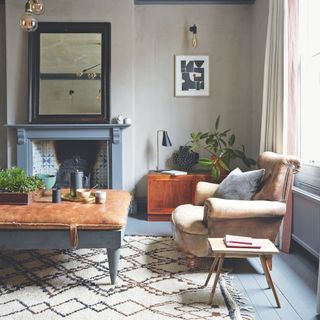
<box><xmin>224</xmin><ymin>234</ymin><xmax>262</xmax><ymax>249</ymax></box>
<box><xmin>161</xmin><ymin>170</ymin><xmax>187</xmax><ymax>176</ymax></box>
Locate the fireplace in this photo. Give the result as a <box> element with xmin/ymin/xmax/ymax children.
<box><xmin>32</xmin><ymin>140</ymin><xmax>110</xmax><ymax>187</ymax></box>
<box><xmin>9</xmin><ymin>124</ymin><xmax>129</xmax><ymax>189</ymax></box>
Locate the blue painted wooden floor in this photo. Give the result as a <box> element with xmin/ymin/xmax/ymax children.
<box><xmin>126</xmin><ymin>216</ymin><xmax>319</xmax><ymax>320</ymax></box>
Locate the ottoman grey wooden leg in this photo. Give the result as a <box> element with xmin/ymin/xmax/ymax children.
<box><xmin>107</xmin><ymin>247</ymin><xmax>120</xmax><ymax>284</ymax></box>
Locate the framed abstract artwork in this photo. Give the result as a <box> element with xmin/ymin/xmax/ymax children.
<box><xmin>175</xmin><ymin>55</ymin><xmax>209</xmax><ymax>97</ymax></box>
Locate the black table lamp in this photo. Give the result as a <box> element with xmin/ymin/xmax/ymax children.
<box><xmin>157</xmin><ymin>130</ymin><xmax>172</xmax><ymax>171</ymax></box>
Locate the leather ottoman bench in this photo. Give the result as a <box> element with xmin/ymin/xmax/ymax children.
<box><xmin>0</xmin><ymin>189</ymin><xmax>131</xmax><ymax>284</ymax></box>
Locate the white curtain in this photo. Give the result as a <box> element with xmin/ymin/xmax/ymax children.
<box><xmin>260</xmin><ymin>0</ymin><xmax>287</xmax><ymax>249</ymax></box>
<box><xmin>260</xmin><ymin>0</ymin><xmax>286</xmax><ymax>154</ymax></box>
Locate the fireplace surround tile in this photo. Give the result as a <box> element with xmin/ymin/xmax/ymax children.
<box><xmin>32</xmin><ymin>141</ymin><xmax>59</xmax><ymax>175</ymax></box>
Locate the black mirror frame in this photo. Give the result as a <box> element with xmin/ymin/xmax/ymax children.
<box><xmin>28</xmin><ymin>22</ymin><xmax>111</xmax><ymax>124</ymax></box>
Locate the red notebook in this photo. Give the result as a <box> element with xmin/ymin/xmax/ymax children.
<box><xmin>224</xmin><ymin>235</ymin><xmax>262</xmax><ymax>249</ymax></box>
<box><xmin>224</xmin><ymin>239</ymin><xmax>262</xmax><ymax>249</ymax></box>
<box><xmin>225</xmin><ymin>235</ymin><xmax>252</xmax><ymax>245</ymax></box>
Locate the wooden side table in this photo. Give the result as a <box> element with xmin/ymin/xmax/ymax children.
<box><xmin>147</xmin><ymin>172</ymin><xmax>211</xmax><ymax>221</ymax></box>
<box><xmin>204</xmin><ymin>238</ymin><xmax>280</xmax><ymax>308</ymax></box>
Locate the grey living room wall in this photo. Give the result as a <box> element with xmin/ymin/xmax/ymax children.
<box><xmin>4</xmin><ymin>0</ymin><xmax>268</xmax><ymax>196</ymax></box>
<box><xmin>134</xmin><ymin>3</ymin><xmax>267</xmax><ymax>195</ymax></box>
<box><xmin>0</xmin><ymin>0</ymin><xmax>6</xmax><ymax>169</ymax></box>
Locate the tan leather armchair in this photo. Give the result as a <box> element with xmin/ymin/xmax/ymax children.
<box><xmin>171</xmin><ymin>152</ymin><xmax>300</xmax><ymax>268</ymax></box>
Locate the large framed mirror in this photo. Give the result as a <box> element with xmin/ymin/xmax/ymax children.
<box><xmin>28</xmin><ymin>22</ymin><xmax>110</xmax><ymax>123</ymax></box>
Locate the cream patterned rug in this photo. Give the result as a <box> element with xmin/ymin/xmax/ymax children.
<box><xmin>0</xmin><ymin>236</ymin><xmax>253</xmax><ymax>319</ymax></box>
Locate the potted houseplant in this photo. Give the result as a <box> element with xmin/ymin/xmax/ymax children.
<box><xmin>0</xmin><ymin>167</ymin><xmax>44</xmax><ymax>204</ymax></box>
<box><xmin>197</xmin><ymin>116</ymin><xmax>256</xmax><ymax>181</ymax></box>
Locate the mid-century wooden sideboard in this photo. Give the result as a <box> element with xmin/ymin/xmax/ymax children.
<box><xmin>147</xmin><ymin>172</ymin><xmax>212</xmax><ymax>221</ymax></box>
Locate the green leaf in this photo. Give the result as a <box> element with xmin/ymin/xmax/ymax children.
<box><xmin>242</xmin><ymin>157</ymin><xmax>256</xmax><ymax>167</ymax></box>
<box><xmin>233</xmin><ymin>150</ymin><xmax>244</xmax><ymax>158</ymax></box>
<box><xmin>216</xmin><ymin>149</ymin><xmax>225</xmax><ymax>158</ymax></box>
<box><xmin>191</xmin><ymin>132</ymin><xmax>202</xmax><ymax>140</ymax></box>
<box><xmin>218</xmin><ymin>159</ymin><xmax>230</xmax><ymax>171</ymax></box>
<box><xmin>198</xmin><ymin>158</ymin><xmax>214</xmax><ymax>166</ymax></box>
<box><xmin>219</xmin><ymin>138</ymin><xmax>227</xmax><ymax>146</ymax></box>
<box><xmin>200</xmin><ymin>132</ymin><xmax>208</xmax><ymax>139</ymax></box>
<box><xmin>243</xmin><ymin>159</ymin><xmax>249</xmax><ymax>167</ymax></box>
<box><xmin>206</xmin><ymin>137</ymin><xmax>213</xmax><ymax>144</ymax></box>
<box><xmin>215</xmin><ymin>115</ymin><xmax>220</xmax><ymax>130</ymax></box>
<box><xmin>211</xmin><ymin>166</ymin><xmax>221</xmax><ymax>181</ymax></box>
<box><xmin>228</xmin><ymin>134</ymin><xmax>235</xmax><ymax>146</ymax></box>
<box><xmin>220</xmin><ymin>129</ymin><xmax>231</xmax><ymax>136</ymax></box>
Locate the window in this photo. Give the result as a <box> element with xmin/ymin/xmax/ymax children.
<box><xmin>299</xmin><ymin>0</ymin><xmax>320</xmax><ymax>166</ymax></box>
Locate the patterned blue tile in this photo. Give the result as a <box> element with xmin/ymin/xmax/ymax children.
<box><xmin>32</xmin><ymin>140</ymin><xmax>109</xmax><ymax>188</ymax></box>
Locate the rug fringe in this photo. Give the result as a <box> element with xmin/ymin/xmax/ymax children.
<box><xmin>219</xmin><ymin>274</ymin><xmax>255</xmax><ymax>320</ymax></box>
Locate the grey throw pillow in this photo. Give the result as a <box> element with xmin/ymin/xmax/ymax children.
<box><xmin>213</xmin><ymin>168</ymin><xmax>265</xmax><ymax>200</ymax></box>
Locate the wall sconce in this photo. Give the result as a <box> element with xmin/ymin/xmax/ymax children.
<box><xmin>156</xmin><ymin>130</ymin><xmax>172</xmax><ymax>171</ymax></box>
<box><xmin>20</xmin><ymin>0</ymin><xmax>45</xmax><ymax>32</ymax></box>
<box><xmin>189</xmin><ymin>24</ymin><xmax>198</xmax><ymax>48</ymax></box>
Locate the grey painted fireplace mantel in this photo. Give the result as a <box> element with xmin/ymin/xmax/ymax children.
<box><xmin>7</xmin><ymin>124</ymin><xmax>130</xmax><ymax>189</ymax></box>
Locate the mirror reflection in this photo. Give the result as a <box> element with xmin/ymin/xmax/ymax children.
<box><xmin>39</xmin><ymin>33</ymin><xmax>102</xmax><ymax>115</ymax></box>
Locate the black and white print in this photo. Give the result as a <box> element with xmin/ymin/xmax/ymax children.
<box><xmin>175</xmin><ymin>55</ymin><xmax>209</xmax><ymax>96</ymax></box>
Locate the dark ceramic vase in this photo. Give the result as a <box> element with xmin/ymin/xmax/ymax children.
<box><xmin>172</xmin><ymin>146</ymin><xmax>199</xmax><ymax>172</ymax></box>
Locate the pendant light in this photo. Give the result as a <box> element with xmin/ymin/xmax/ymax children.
<box><xmin>20</xmin><ymin>0</ymin><xmax>38</xmax><ymax>32</ymax></box>
<box><xmin>32</xmin><ymin>0</ymin><xmax>45</xmax><ymax>15</ymax></box>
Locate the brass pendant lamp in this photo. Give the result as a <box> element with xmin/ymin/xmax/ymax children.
<box><xmin>20</xmin><ymin>0</ymin><xmax>45</xmax><ymax>32</ymax></box>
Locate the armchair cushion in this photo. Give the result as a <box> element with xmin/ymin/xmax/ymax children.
<box><xmin>172</xmin><ymin>204</ymin><xmax>208</xmax><ymax>235</ymax></box>
<box><xmin>214</xmin><ymin>168</ymin><xmax>265</xmax><ymax>200</ymax></box>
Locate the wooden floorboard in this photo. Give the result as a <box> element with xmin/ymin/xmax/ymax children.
<box><xmin>248</xmin><ymin>258</ymin><xmax>302</xmax><ymax>320</ymax></box>
<box><xmin>271</xmin><ymin>250</ymin><xmax>318</xmax><ymax>320</ymax></box>
<box><xmin>230</xmin><ymin>274</ymin><xmax>263</xmax><ymax>320</ymax></box>
<box><xmin>238</xmin><ymin>274</ymin><xmax>281</xmax><ymax>319</ymax></box>
<box><xmin>127</xmin><ymin>217</ymin><xmax>320</xmax><ymax>319</ymax></box>
<box><xmin>224</xmin><ymin>258</ymin><xmax>282</xmax><ymax>320</ymax></box>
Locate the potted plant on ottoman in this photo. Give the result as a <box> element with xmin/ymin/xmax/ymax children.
<box><xmin>0</xmin><ymin>167</ymin><xmax>44</xmax><ymax>205</ymax></box>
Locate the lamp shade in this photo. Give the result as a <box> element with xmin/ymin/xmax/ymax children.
<box><xmin>162</xmin><ymin>131</ymin><xmax>172</xmax><ymax>147</ymax></box>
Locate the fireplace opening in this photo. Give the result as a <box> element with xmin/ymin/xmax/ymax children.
<box><xmin>54</xmin><ymin>140</ymin><xmax>100</xmax><ymax>187</ymax></box>
<box><xmin>32</xmin><ymin>140</ymin><xmax>110</xmax><ymax>188</ymax></box>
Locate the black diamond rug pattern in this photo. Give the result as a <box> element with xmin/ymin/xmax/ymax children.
<box><xmin>0</xmin><ymin>236</ymin><xmax>254</xmax><ymax>319</ymax></box>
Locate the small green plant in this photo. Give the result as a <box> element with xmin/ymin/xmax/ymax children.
<box><xmin>0</xmin><ymin>167</ymin><xmax>44</xmax><ymax>193</ymax></box>
<box><xmin>189</xmin><ymin>116</ymin><xmax>256</xmax><ymax>180</ymax></box>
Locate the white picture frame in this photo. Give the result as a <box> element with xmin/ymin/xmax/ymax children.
<box><xmin>175</xmin><ymin>55</ymin><xmax>209</xmax><ymax>97</ymax></box>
